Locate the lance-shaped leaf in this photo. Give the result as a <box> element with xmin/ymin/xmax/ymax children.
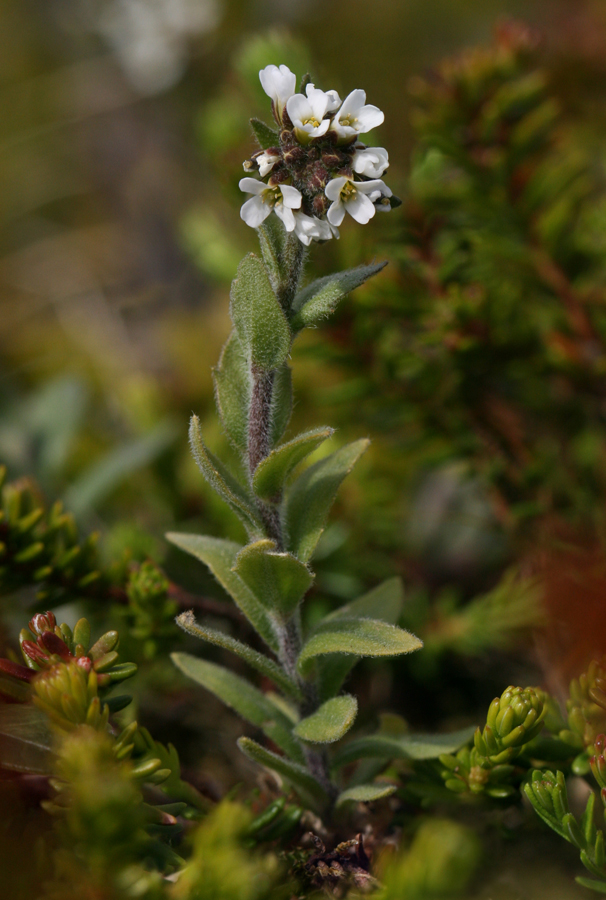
<box><xmin>270</xmin><ymin>364</ymin><xmax>293</xmax><ymax>446</ymax></box>
<box><xmin>0</xmin><ymin>705</ymin><xmax>54</xmax><ymax>774</ymax></box>
<box><xmin>238</xmin><ymin>736</ymin><xmax>327</xmax><ymax>810</ymax></box>
<box><xmin>230</xmin><ymin>254</ymin><xmax>292</xmax><ymax>372</ymax></box>
<box><xmin>175</xmin><ymin>611</ymin><xmax>301</xmax><ymax>700</ymax></box>
<box><xmin>166</xmin><ymin>533</ymin><xmax>278</xmax><ymax>652</ymax></box>
<box><xmin>336</xmin><ymin>784</ymin><xmax>396</xmax><ymax>807</ymax></box>
<box><xmin>189</xmin><ymin>416</ymin><xmax>262</xmax><ymax>533</ymax></box>
<box><xmin>284</xmin><ymin>439</ymin><xmax>370</xmax><ymax>563</ymax></box>
<box><xmin>251</xmin><ymin>118</ymin><xmax>279</xmax><ymax>150</ymax></box>
<box><xmin>172</xmin><ymin>653</ymin><xmax>303</xmax><ymax>763</ymax></box>
<box><xmin>252</xmin><ymin>427</ymin><xmax>334</xmax><ymax>500</ymax></box>
<box><xmin>331</xmin><ymin>726</ymin><xmax>477</xmax><ymax>769</ymax></box>
<box><xmin>294</xmin><ymin>695</ymin><xmax>357</xmax><ymax>744</ymax></box>
<box><xmin>213</xmin><ymin>331</ymin><xmax>250</xmax><ymax>453</ymax></box>
<box><xmin>298</xmin><ymin>617</ymin><xmax>422</xmax><ymax>675</ymax></box>
<box><xmin>233</xmin><ymin>539</ymin><xmax>313</xmax><ymax>617</ymax></box>
<box><xmin>290</xmin><ymin>262</ymin><xmax>387</xmax><ymax>331</ymax></box>
<box><xmin>317</xmin><ymin>577</ymin><xmax>406</xmax><ymax>700</ymax></box>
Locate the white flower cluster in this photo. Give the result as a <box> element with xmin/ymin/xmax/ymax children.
<box><xmin>239</xmin><ymin>64</ymin><xmax>396</xmax><ymax>245</ymax></box>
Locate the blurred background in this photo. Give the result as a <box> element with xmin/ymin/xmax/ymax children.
<box><xmin>3</xmin><ymin>1</ymin><xmax>606</xmax><ymax>894</ymax></box>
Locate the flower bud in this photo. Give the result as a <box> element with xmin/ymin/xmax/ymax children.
<box><xmin>476</xmin><ymin>686</ymin><xmax>546</xmax><ymax>763</ymax></box>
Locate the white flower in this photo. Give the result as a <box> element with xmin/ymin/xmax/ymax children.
<box><xmin>286</xmin><ymin>85</ymin><xmax>334</xmax><ymax>143</ymax></box>
<box><xmin>352</xmin><ymin>146</ymin><xmax>389</xmax><ymax>178</ymax></box>
<box><xmin>325</xmin><ymin>176</ymin><xmax>392</xmax><ymax>226</ymax></box>
<box><xmin>259</xmin><ymin>64</ymin><xmax>297</xmax><ymax>120</ymax></box>
<box><xmin>292</xmin><ymin>211</ymin><xmax>338</xmax><ymax>245</ymax></box>
<box><xmin>256</xmin><ymin>149</ymin><xmax>281</xmax><ymax>177</ymax></box>
<box><xmin>306</xmin><ymin>83</ymin><xmax>341</xmax><ymax>113</ymax></box>
<box><xmin>330</xmin><ymin>89</ymin><xmax>384</xmax><ymax>142</ymax></box>
<box><xmin>239</xmin><ymin>177</ymin><xmax>302</xmax><ymax>231</ymax></box>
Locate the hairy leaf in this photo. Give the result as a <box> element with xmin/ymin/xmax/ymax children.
<box><xmin>332</xmin><ymin>726</ymin><xmax>476</xmax><ymax>769</ymax></box>
<box><xmin>269</xmin><ymin>364</ymin><xmax>293</xmax><ymax>446</ymax></box>
<box><xmin>317</xmin><ymin>578</ymin><xmax>405</xmax><ymax>700</ymax></box>
<box><xmin>253</xmin><ymin>427</ymin><xmax>334</xmax><ymax>500</ymax></box>
<box><xmin>290</xmin><ymin>262</ymin><xmax>387</xmax><ymax>331</ymax></box>
<box><xmin>172</xmin><ymin>653</ymin><xmax>303</xmax><ymax>763</ymax></box>
<box><xmin>234</xmin><ymin>539</ymin><xmax>313</xmax><ymax>617</ymax></box>
<box><xmin>175</xmin><ymin>611</ymin><xmax>301</xmax><ymax>700</ymax></box>
<box><xmin>298</xmin><ymin>617</ymin><xmax>422</xmax><ymax>674</ymax></box>
<box><xmin>230</xmin><ymin>254</ymin><xmax>292</xmax><ymax>371</ymax></box>
<box><xmin>237</xmin><ymin>736</ymin><xmax>327</xmax><ymax>809</ymax></box>
<box><xmin>293</xmin><ymin>695</ymin><xmax>357</xmax><ymax>744</ymax></box>
<box><xmin>165</xmin><ymin>533</ymin><xmax>278</xmax><ymax>652</ymax></box>
<box><xmin>284</xmin><ymin>439</ymin><xmax>369</xmax><ymax>563</ymax></box>
<box><xmin>213</xmin><ymin>331</ymin><xmax>250</xmax><ymax>453</ymax></box>
<box><xmin>189</xmin><ymin>416</ymin><xmax>262</xmax><ymax>533</ymax></box>
<box><xmin>336</xmin><ymin>784</ymin><xmax>396</xmax><ymax>806</ymax></box>
<box><xmin>251</xmin><ymin>118</ymin><xmax>279</xmax><ymax>150</ymax></box>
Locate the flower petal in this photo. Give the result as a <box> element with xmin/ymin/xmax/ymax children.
<box><xmin>241</xmin><ymin>196</ymin><xmax>272</xmax><ymax>228</ymax></box>
<box><xmin>280</xmin><ymin>185</ymin><xmax>303</xmax><ymax>208</ymax></box>
<box><xmin>259</xmin><ymin>65</ymin><xmax>296</xmax><ymax>107</ymax></box>
<box><xmin>327</xmin><ymin>199</ymin><xmax>346</xmax><ymax>227</ymax></box>
<box><xmin>275</xmin><ymin>205</ymin><xmax>296</xmax><ymax>231</ymax></box>
<box><xmin>325</xmin><ymin>176</ymin><xmax>348</xmax><ymax>202</ymax></box>
<box><xmin>345</xmin><ymin>191</ymin><xmax>375</xmax><ymax>225</ymax></box>
<box><xmin>239</xmin><ymin>177</ymin><xmax>265</xmax><ymax>195</ymax></box>
<box><xmin>355</xmin><ymin>105</ymin><xmax>384</xmax><ymax>133</ymax></box>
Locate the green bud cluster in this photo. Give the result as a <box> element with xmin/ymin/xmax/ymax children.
<box><xmin>0</xmin><ymin>466</ymin><xmax>107</xmax><ymax>605</ymax></box>
<box><xmin>125</xmin><ymin>561</ymin><xmax>178</xmax><ymax>659</ymax></box>
<box><xmin>33</xmin><ymin>662</ymin><xmax>110</xmax><ymax>732</ymax></box>
<box><xmin>561</xmin><ymin>659</ymin><xmax>606</xmax><ymax>749</ymax></box>
<box><xmin>440</xmin><ymin>686</ymin><xmax>546</xmax><ymax>797</ymax></box>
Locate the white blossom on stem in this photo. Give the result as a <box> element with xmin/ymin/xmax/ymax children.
<box><xmin>325</xmin><ymin>176</ymin><xmax>392</xmax><ymax>226</ymax></box>
<box><xmin>293</xmin><ymin>211</ymin><xmax>338</xmax><ymax>245</ymax></box>
<box><xmin>259</xmin><ymin>64</ymin><xmax>297</xmax><ymax>122</ymax></box>
<box><xmin>352</xmin><ymin>146</ymin><xmax>389</xmax><ymax>178</ymax></box>
<box><xmin>256</xmin><ymin>150</ymin><xmax>281</xmax><ymax>177</ymax></box>
<box><xmin>286</xmin><ymin>85</ymin><xmax>335</xmax><ymax>143</ymax></box>
<box><xmin>239</xmin><ymin>177</ymin><xmax>302</xmax><ymax>230</ymax></box>
<box><xmin>330</xmin><ymin>90</ymin><xmax>384</xmax><ymax>143</ymax></box>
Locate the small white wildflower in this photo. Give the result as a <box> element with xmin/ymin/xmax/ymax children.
<box><xmin>286</xmin><ymin>86</ymin><xmax>334</xmax><ymax>143</ymax></box>
<box><xmin>239</xmin><ymin>177</ymin><xmax>302</xmax><ymax>231</ymax></box>
<box><xmin>259</xmin><ymin>64</ymin><xmax>297</xmax><ymax>121</ymax></box>
<box><xmin>293</xmin><ymin>211</ymin><xmax>338</xmax><ymax>245</ymax></box>
<box><xmin>331</xmin><ymin>89</ymin><xmax>384</xmax><ymax>143</ymax></box>
<box><xmin>256</xmin><ymin>149</ymin><xmax>281</xmax><ymax>177</ymax></box>
<box><xmin>352</xmin><ymin>146</ymin><xmax>389</xmax><ymax>178</ymax></box>
<box><xmin>325</xmin><ymin>176</ymin><xmax>392</xmax><ymax>226</ymax></box>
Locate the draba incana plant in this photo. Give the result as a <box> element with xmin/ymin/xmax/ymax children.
<box><xmin>168</xmin><ymin>64</ymin><xmax>476</xmax><ymax>815</ymax></box>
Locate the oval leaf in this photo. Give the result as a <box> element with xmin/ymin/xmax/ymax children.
<box><xmin>298</xmin><ymin>618</ymin><xmax>422</xmax><ymax>674</ymax></box>
<box><xmin>336</xmin><ymin>783</ymin><xmax>396</xmax><ymax>806</ymax></box>
<box><xmin>213</xmin><ymin>331</ymin><xmax>250</xmax><ymax>453</ymax></box>
<box><xmin>171</xmin><ymin>653</ymin><xmax>303</xmax><ymax>763</ymax></box>
<box><xmin>237</xmin><ymin>736</ymin><xmax>327</xmax><ymax>810</ymax></box>
<box><xmin>175</xmin><ymin>611</ymin><xmax>301</xmax><ymax>700</ymax></box>
<box><xmin>294</xmin><ymin>695</ymin><xmax>358</xmax><ymax>744</ymax></box>
<box><xmin>284</xmin><ymin>439</ymin><xmax>369</xmax><ymax>563</ymax></box>
<box><xmin>234</xmin><ymin>539</ymin><xmax>313</xmax><ymax>617</ymax></box>
<box><xmin>253</xmin><ymin>427</ymin><xmax>334</xmax><ymax>500</ymax></box>
<box><xmin>251</xmin><ymin>118</ymin><xmax>279</xmax><ymax>150</ymax></box>
<box><xmin>230</xmin><ymin>254</ymin><xmax>292</xmax><ymax>372</ymax></box>
<box><xmin>332</xmin><ymin>726</ymin><xmax>477</xmax><ymax>769</ymax></box>
<box><xmin>166</xmin><ymin>533</ymin><xmax>278</xmax><ymax>652</ymax></box>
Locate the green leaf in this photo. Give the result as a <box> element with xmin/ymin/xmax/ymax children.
<box><xmin>293</xmin><ymin>695</ymin><xmax>357</xmax><ymax>744</ymax></box>
<box><xmin>270</xmin><ymin>364</ymin><xmax>293</xmax><ymax>446</ymax></box>
<box><xmin>284</xmin><ymin>439</ymin><xmax>369</xmax><ymax>563</ymax></box>
<box><xmin>253</xmin><ymin>427</ymin><xmax>334</xmax><ymax>500</ymax></box>
<box><xmin>175</xmin><ymin>611</ymin><xmax>301</xmax><ymax>700</ymax></box>
<box><xmin>165</xmin><ymin>533</ymin><xmax>278</xmax><ymax>652</ymax></box>
<box><xmin>0</xmin><ymin>705</ymin><xmax>54</xmax><ymax>774</ymax></box>
<box><xmin>250</xmin><ymin>118</ymin><xmax>279</xmax><ymax>150</ymax></box>
<box><xmin>237</xmin><ymin>736</ymin><xmax>327</xmax><ymax>810</ymax></box>
<box><xmin>233</xmin><ymin>539</ymin><xmax>313</xmax><ymax>617</ymax></box>
<box><xmin>171</xmin><ymin>653</ymin><xmax>303</xmax><ymax>763</ymax></box>
<box><xmin>188</xmin><ymin>415</ymin><xmax>262</xmax><ymax>533</ymax></box>
<box><xmin>290</xmin><ymin>262</ymin><xmax>387</xmax><ymax>331</ymax></box>
<box><xmin>213</xmin><ymin>331</ymin><xmax>250</xmax><ymax>453</ymax></box>
<box><xmin>317</xmin><ymin>578</ymin><xmax>405</xmax><ymax>700</ymax></box>
<box><xmin>336</xmin><ymin>784</ymin><xmax>396</xmax><ymax>806</ymax></box>
<box><xmin>298</xmin><ymin>617</ymin><xmax>422</xmax><ymax>674</ymax></box>
<box><xmin>575</xmin><ymin>878</ymin><xmax>606</xmax><ymax>894</ymax></box>
<box><xmin>331</xmin><ymin>726</ymin><xmax>476</xmax><ymax>769</ymax></box>
<box><xmin>230</xmin><ymin>254</ymin><xmax>292</xmax><ymax>371</ymax></box>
